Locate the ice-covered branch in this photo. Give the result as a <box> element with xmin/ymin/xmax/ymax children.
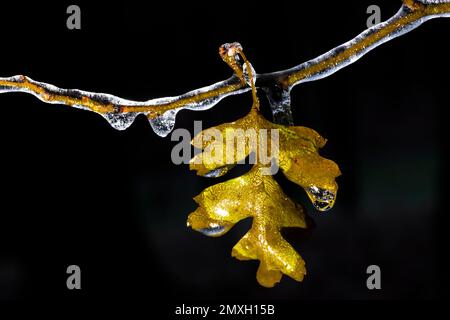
<box><xmin>259</xmin><ymin>0</ymin><xmax>450</xmax><ymax>88</ymax></box>
<box><xmin>1</xmin><ymin>0</ymin><xmax>449</xmax><ymax>135</ymax></box>
<box><xmin>0</xmin><ymin>74</ymin><xmax>248</xmax><ymax>136</ymax></box>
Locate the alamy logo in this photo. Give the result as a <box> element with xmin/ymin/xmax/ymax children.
<box><xmin>66</xmin><ymin>265</ymin><xmax>81</xmax><ymax>290</ymax></box>
<box><xmin>66</xmin><ymin>5</ymin><xmax>81</xmax><ymax>30</ymax></box>
<box><xmin>366</xmin><ymin>5</ymin><xmax>381</xmax><ymax>28</ymax></box>
<box><xmin>171</xmin><ymin>121</ymin><xmax>280</xmax><ymax>175</ymax></box>
<box><xmin>366</xmin><ymin>265</ymin><xmax>381</xmax><ymax>290</ymax></box>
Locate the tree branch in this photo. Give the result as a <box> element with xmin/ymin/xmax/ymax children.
<box><xmin>1</xmin><ymin>0</ymin><xmax>449</xmax><ymax>135</ymax></box>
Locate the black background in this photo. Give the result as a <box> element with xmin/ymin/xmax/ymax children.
<box><xmin>0</xmin><ymin>0</ymin><xmax>449</xmax><ymax>310</ymax></box>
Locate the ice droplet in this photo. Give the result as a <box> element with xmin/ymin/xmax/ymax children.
<box><xmin>101</xmin><ymin>112</ymin><xmax>139</xmax><ymax>130</ymax></box>
<box><xmin>199</xmin><ymin>223</ymin><xmax>231</xmax><ymax>237</ymax></box>
<box><xmin>149</xmin><ymin>109</ymin><xmax>179</xmax><ymax>137</ymax></box>
<box><xmin>147</xmin><ymin>76</ymin><xmax>249</xmax><ymax>137</ymax></box>
<box><xmin>263</xmin><ymin>86</ymin><xmax>294</xmax><ymax>125</ymax></box>
<box><xmin>203</xmin><ymin>166</ymin><xmax>234</xmax><ymax>178</ymax></box>
<box><xmin>306</xmin><ymin>185</ymin><xmax>336</xmax><ymax>211</ymax></box>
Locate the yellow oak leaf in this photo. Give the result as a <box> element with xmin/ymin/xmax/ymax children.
<box><xmin>187</xmin><ymin>45</ymin><xmax>340</xmax><ymax>287</ymax></box>
<box><xmin>190</xmin><ymin>108</ymin><xmax>341</xmax><ymax>211</ymax></box>
<box><xmin>187</xmin><ymin>165</ymin><xmax>307</xmax><ymax>287</ymax></box>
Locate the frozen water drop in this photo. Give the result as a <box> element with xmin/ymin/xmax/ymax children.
<box><xmin>101</xmin><ymin>112</ymin><xmax>139</xmax><ymax>131</ymax></box>
<box><xmin>149</xmin><ymin>109</ymin><xmax>180</xmax><ymax>137</ymax></box>
<box><xmin>199</xmin><ymin>222</ymin><xmax>231</xmax><ymax>237</ymax></box>
<box><xmin>264</xmin><ymin>86</ymin><xmax>293</xmax><ymax>125</ymax></box>
<box><xmin>306</xmin><ymin>185</ymin><xmax>336</xmax><ymax>212</ymax></box>
<box><xmin>203</xmin><ymin>165</ymin><xmax>234</xmax><ymax>178</ymax></box>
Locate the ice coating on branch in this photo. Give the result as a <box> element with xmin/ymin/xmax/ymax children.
<box><xmin>417</xmin><ymin>0</ymin><xmax>450</xmax><ymax>4</ymax></box>
<box><xmin>242</xmin><ymin>62</ymin><xmax>256</xmax><ymax>87</ymax></box>
<box><xmin>0</xmin><ymin>75</ymin><xmax>146</xmax><ymax>130</ymax></box>
<box><xmin>148</xmin><ymin>77</ymin><xmax>250</xmax><ymax>137</ymax></box>
<box><xmin>264</xmin><ymin>4</ymin><xmax>450</xmax><ymax>88</ymax></box>
<box><xmin>1</xmin><ymin>1</ymin><xmax>449</xmax><ymax>136</ymax></box>
<box><xmin>0</xmin><ymin>75</ymin><xmax>249</xmax><ymax>136</ymax></box>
